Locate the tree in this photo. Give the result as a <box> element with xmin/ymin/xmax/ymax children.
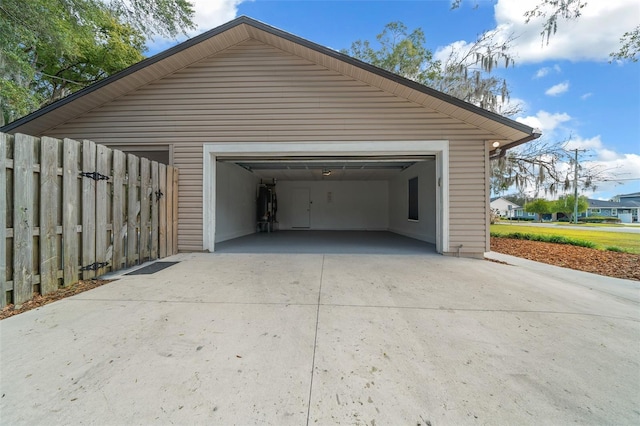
<box><xmin>553</xmin><ymin>195</ymin><xmax>588</xmax><ymax>222</ymax></box>
<box><xmin>452</xmin><ymin>0</ymin><xmax>639</xmax><ymax>62</ymax></box>
<box><xmin>525</xmin><ymin>198</ymin><xmax>552</xmax><ymax>222</ymax></box>
<box><xmin>0</xmin><ymin>0</ymin><xmax>195</xmax><ymax>125</ymax></box>
<box><xmin>431</xmin><ymin>29</ymin><xmax>520</xmax><ymax>115</ymax></box>
<box><xmin>522</xmin><ymin>0</ymin><xmax>587</xmax><ymax>46</ymax></box>
<box><xmin>340</xmin><ymin>22</ymin><xmax>441</xmax><ymax>85</ymax></box>
<box><xmin>611</xmin><ymin>27</ymin><xmax>640</xmax><ymax>63</ymax></box>
<box><xmin>491</xmin><ymin>137</ymin><xmax>618</xmax><ymax>197</ymax></box>
<box><xmin>342</xmin><ymin>22</ymin><xmax>520</xmax><ymax>116</ymax></box>
<box><xmin>343</xmin><ymin>22</ymin><xmax>619</xmax><ymax>197</ymax></box>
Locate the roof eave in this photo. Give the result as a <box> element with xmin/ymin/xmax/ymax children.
<box><xmin>489</xmin><ymin>131</ymin><xmax>543</xmax><ymax>160</ymax></box>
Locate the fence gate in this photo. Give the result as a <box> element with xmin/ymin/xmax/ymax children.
<box><xmin>1</xmin><ymin>133</ymin><xmax>179</xmax><ymax>307</ymax></box>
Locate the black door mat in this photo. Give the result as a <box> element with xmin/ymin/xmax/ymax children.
<box><xmin>125</xmin><ymin>261</ymin><xmax>179</xmax><ymax>275</ymax></box>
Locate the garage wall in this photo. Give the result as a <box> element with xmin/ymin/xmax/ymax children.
<box><xmin>215</xmin><ymin>162</ymin><xmax>260</xmax><ymax>243</ymax></box>
<box><xmin>275</xmin><ymin>180</ymin><xmax>389</xmax><ymax>230</ymax></box>
<box><xmin>38</xmin><ymin>39</ymin><xmax>494</xmax><ymax>253</ymax></box>
<box><xmin>388</xmin><ymin>161</ymin><xmax>437</xmax><ymax>243</ymax></box>
<box><xmin>449</xmin><ymin>140</ymin><xmax>487</xmax><ymax>256</ymax></box>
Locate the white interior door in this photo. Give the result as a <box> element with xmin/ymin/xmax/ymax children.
<box><xmin>292</xmin><ymin>187</ymin><xmax>310</xmax><ymax>228</ymax></box>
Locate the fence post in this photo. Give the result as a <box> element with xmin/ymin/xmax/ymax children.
<box><xmin>40</xmin><ymin>137</ymin><xmax>60</xmax><ymax>295</ymax></box>
<box><xmin>13</xmin><ymin>134</ymin><xmax>36</xmax><ymax>304</ymax></box>
<box><xmin>140</xmin><ymin>158</ymin><xmax>151</xmax><ymax>263</ymax></box>
<box><xmin>158</xmin><ymin>163</ymin><xmax>167</xmax><ymax>258</ymax></box>
<box><xmin>126</xmin><ymin>154</ymin><xmax>139</xmax><ymax>267</ymax></box>
<box><xmin>166</xmin><ymin>166</ymin><xmax>174</xmax><ymax>256</ymax></box>
<box><xmin>112</xmin><ymin>150</ymin><xmax>125</xmax><ymax>271</ymax></box>
<box><xmin>81</xmin><ymin>140</ymin><xmax>97</xmax><ymax>279</ymax></box>
<box><xmin>0</xmin><ymin>133</ymin><xmax>8</xmax><ymax>307</ymax></box>
<box><xmin>63</xmin><ymin>138</ymin><xmax>80</xmax><ymax>286</ymax></box>
<box><xmin>172</xmin><ymin>168</ymin><xmax>179</xmax><ymax>254</ymax></box>
<box><xmin>95</xmin><ymin>144</ymin><xmax>110</xmax><ymax>276</ymax></box>
<box><xmin>151</xmin><ymin>161</ymin><xmax>159</xmax><ymax>260</ymax></box>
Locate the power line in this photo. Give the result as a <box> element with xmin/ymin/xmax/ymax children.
<box><xmin>597</xmin><ymin>177</ymin><xmax>640</xmax><ymax>182</ymax></box>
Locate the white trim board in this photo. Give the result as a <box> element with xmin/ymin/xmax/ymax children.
<box><xmin>203</xmin><ymin>140</ymin><xmax>450</xmax><ymax>253</ymax></box>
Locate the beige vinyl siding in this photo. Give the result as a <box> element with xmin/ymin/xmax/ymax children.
<box><xmin>173</xmin><ymin>145</ymin><xmax>203</xmax><ymax>251</ymax></box>
<box><xmin>42</xmin><ymin>39</ymin><xmax>491</xmax><ymax>252</ymax></box>
<box><xmin>449</xmin><ymin>140</ymin><xmax>487</xmax><ymax>255</ymax></box>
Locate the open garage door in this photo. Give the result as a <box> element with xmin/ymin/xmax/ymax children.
<box><xmin>203</xmin><ymin>141</ymin><xmax>449</xmax><ymax>253</ymax></box>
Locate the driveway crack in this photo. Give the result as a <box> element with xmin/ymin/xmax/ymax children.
<box><xmin>306</xmin><ymin>254</ymin><xmax>324</xmax><ymax>426</ymax></box>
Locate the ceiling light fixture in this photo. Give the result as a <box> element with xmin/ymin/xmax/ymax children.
<box><xmin>492</xmin><ymin>141</ymin><xmax>501</xmax><ymax>148</ymax></box>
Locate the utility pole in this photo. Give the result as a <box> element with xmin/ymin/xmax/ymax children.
<box><xmin>573</xmin><ymin>149</ymin><xmax>579</xmax><ymax>224</ymax></box>
<box><xmin>571</xmin><ymin>148</ymin><xmax>586</xmax><ymax>224</ymax></box>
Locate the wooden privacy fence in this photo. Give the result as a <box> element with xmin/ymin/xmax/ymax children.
<box><xmin>0</xmin><ymin>133</ymin><xmax>179</xmax><ymax>307</ymax></box>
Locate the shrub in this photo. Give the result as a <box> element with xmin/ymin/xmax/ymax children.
<box><xmin>579</xmin><ymin>216</ymin><xmax>621</xmax><ymax>224</ymax></box>
<box><xmin>605</xmin><ymin>246</ymin><xmax>624</xmax><ymax>252</ymax></box>
<box><xmin>491</xmin><ymin>232</ymin><xmax>597</xmax><ymax>249</ymax></box>
<box><xmin>490</xmin><ymin>209</ymin><xmax>500</xmax><ymax>224</ymax></box>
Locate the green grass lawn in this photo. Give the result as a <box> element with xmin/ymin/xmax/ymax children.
<box><xmin>490</xmin><ymin>224</ymin><xmax>640</xmax><ymax>254</ymax></box>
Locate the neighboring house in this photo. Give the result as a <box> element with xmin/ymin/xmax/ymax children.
<box><xmin>513</xmin><ymin>206</ymin><xmax>537</xmax><ymax>220</ymax></box>
<box><xmin>582</xmin><ymin>198</ymin><xmax>640</xmax><ymax>223</ymax></box>
<box><xmin>490</xmin><ymin>197</ymin><xmax>520</xmax><ymax>218</ymax></box>
<box><xmin>613</xmin><ymin>192</ymin><xmax>640</xmax><ymax>203</ymax></box>
<box><xmin>1</xmin><ymin>16</ymin><xmax>540</xmax><ymax>258</ymax></box>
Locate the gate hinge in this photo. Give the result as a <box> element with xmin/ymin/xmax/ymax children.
<box><xmin>81</xmin><ymin>261</ymin><xmax>109</xmax><ymax>271</ymax></box>
<box><xmin>79</xmin><ymin>171</ymin><xmax>110</xmax><ymax>181</ymax></box>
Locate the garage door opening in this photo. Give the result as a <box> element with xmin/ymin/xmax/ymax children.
<box><xmin>203</xmin><ymin>141</ymin><xmax>449</xmax><ymax>254</ymax></box>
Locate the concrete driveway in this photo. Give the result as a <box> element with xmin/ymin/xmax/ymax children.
<box><xmin>1</xmin><ymin>252</ymin><xmax>639</xmax><ymax>425</ymax></box>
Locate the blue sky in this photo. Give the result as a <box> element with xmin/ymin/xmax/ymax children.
<box><xmin>150</xmin><ymin>0</ymin><xmax>639</xmax><ymax>200</ymax></box>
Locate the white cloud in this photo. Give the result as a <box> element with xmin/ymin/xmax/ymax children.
<box><xmin>534</xmin><ymin>67</ymin><xmax>550</xmax><ymax>78</ymax></box>
<box><xmin>548</xmin><ymin>135</ymin><xmax>638</xmax><ymax>199</ymax></box>
<box><xmin>534</xmin><ymin>64</ymin><xmax>562</xmax><ymax>78</ymax></box>
<box><xmin>434</xmin><ymin>40</ymin><xmax>474</xmax><ymax>65</ymax></box>
<box><xmin>582</xmin><ymin>153</ymin><xmax>640</xmax><ymax>199</ymax></box>
<box><xmin>146</xmin><ymin>0</ymin><xmax>248</xmax><ymax>52</ymax></box>
<box><xmin>564</xmin><ymin>135</ymin><xmax>603</xmax><ymax>151</ymax></box>
<box><xmin>516</xmin><ymin>110</ymin><xmax>571</xmax><ymax>133</ymax></box>
<box><xmin>189</xmin><ymin>0</ymin><xmax>247</xmax><ymax>35</ymax></box>
<box><xmin>493</xmin><ymin>0</ymin><xmax>639</xmax><ymax>63</ymax></box>
<box><xmin>580</xmin><ymin>93</ymin><xmax>593</xmax><ymax>100</ymax></box>
<box><xmin>545</xmin><ymin>81</ymin><xmax>569</xmax><ymax>96</ymax></box>
<box><xmin>597</xmin><ymin>148</ymin><xmax>623</xmax><ymax>162</ymax></box>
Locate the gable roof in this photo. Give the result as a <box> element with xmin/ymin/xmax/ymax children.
<box><xmin>616</xmin><ymin>192</ymin><xmax>640</xmax><ymax>198</ymax></box>
<box><xmin>490</xmin><ymin>197</ymin><xmax>521</xmax><ymax>208</ymax></box>
<box><xmin>1</xmin><ymin>16</ymin><xmax>539</xmax><ymax>154</ymax></box>
<box><xmin>587</xmin><ymin>198</ymin><xmax>640</xmax><ymax>208</ymax></box>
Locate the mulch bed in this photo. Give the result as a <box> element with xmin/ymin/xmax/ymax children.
<box><xmin>0</xmin><ymin>279</ymin><xmax>112</xmax><ymax>320</ymax></box>
<box><xmin>491</xmin><ymin>237</ymin><xmax>640</xmax><ymax>281</ymax></box>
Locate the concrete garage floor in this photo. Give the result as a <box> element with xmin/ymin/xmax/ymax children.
<box><xmin>1</xmin><ymin>253</ymin><xmax>639</xmax><ymax>425</ymax></box>
<box><xmin>215</xmin><ymin>230</ymin><xmax>436</xmax><ymax>254</ymax></box>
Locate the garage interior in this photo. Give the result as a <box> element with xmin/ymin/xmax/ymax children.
<box><xmin>213</xmin><ymin>156</ymin><xmax>438</xmax><ymax>254</ymax></box>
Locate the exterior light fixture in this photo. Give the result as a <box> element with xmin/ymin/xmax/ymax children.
<box><xmin>492</xmin><ymin>141</ymin><xmax>500</xmax><ymax>148</ymax></box>
<box><xmin>322</xmin><ymin>169</ymin><xmax>331</xmax><ymax>176</ymax></box>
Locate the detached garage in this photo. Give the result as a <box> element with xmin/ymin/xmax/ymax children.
<box><xmin>1</xmin><ymin>16</ymin><xmax>539</xmax><ymax>258</ymax></box>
